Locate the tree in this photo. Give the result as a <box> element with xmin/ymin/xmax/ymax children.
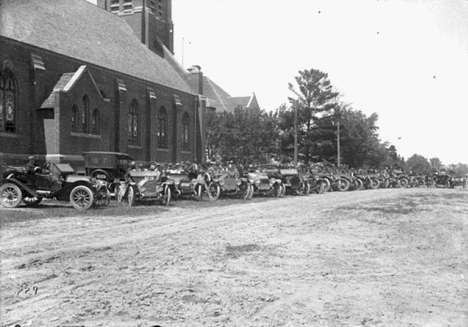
<box><xmin>206</xmin><ymin>107</ymin><xmax>280</xmax><ymax>165</ymax></box>
<box><xmin>406</xmin><ymin>154</ymin><xmax>431</xmax><ymax>175</ymax></box>
<box><xmin>287</xmin><ymin>69</ymin><xmax>339</xmax><ymax>164</ymax></box>
<box><xmin>429</xmin><ymin>157</ymin><xmax>443</xmax><ymax>170</ymax></box>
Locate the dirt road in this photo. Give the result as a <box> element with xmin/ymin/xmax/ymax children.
<box><xmin>1</xmin><ymin>188</ymin><xmax>467</xmax><ymax>327</ymax></box>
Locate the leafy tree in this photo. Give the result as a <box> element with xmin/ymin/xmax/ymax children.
<box><xmin>429</xmin><ymin>157</ymin><xmax>443</xmax><ymax>170</ymax></box>
<box><xmin>406</xmin><ymin>154</ymin><xmax>431</xmax><ymax>175</ymax></box>
<box><xmin>448</xmin><ymin>163</ymin><xmax>468</xmax><ymax>177</ymax></box>
<box><xmin>206</xmin><ymin>107</ymin><xmax>279</xmax><ymax>165</ymax></box>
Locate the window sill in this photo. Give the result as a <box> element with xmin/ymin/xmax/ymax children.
<box><xmin>0</xmin><ymin>132</ymin><xmax>18</xmax><ymax>138</ymax></box>
<box><xmin>156</xmin><ymin>148</ymin><xmax>169</xmax><ymax>152</ymax></box>
<box><xmin>70</xmin><ymin>132</ymin><xmax>101</xmax><ymax>139</ymax></box>
<box><xmin>128</xmin><ymin>145</ymin><xmax>142</xmax><ymax>149</ymax></box>
<box><xmin>181</xmin><ymin>150</ymin><xmax>192</xmax><ymax>154</ymax></box>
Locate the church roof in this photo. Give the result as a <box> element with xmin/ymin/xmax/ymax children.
<box><xmin>201</xmin><ymin>76</ymin><xmax>260</xmax><ymax>112</ymax></box>
<box><xmin>0</xmin><ymin>0</ymin><xmax>193</xmax><ymax>94</ymax></box>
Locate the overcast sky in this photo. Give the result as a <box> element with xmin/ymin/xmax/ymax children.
<box><xmin>172</xmin><ymin>0</ymin><xmax>468</xmax><ymax>165</ymax></box>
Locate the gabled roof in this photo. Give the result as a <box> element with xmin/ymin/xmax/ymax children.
<box><xmin>40</xmin><ymin>65</ymin><xmax>108</xmax><ymax>108</ymax></box>
<box><xmin>203</xmin><ymin>77</ymin><xmax>232</xmax><ymax>112</ymax></box>
<box><xmin>0</xmin><ymin>0</ymin><xmax>193</xmax><ymax>94</ymax></box>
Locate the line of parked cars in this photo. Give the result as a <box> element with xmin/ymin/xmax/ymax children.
<box><xmin>1</xmin><ymin>152</ymin><xmax>466</xmax><ymax>211</ymax></box>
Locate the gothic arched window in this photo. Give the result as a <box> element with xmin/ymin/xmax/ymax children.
<box><xmin>71</xmin><ymin>105</ymin><xmax>78</xmax><ymax>132</ymax></box>
<box><xmin>91</xmin><ymin>109</ymin><xmax>99</xmax><ymax>134</ymax></box>
<box><xmin>0</xmin><ymin>69</ymin><xmax>17</xmax><ymax>133</ymax></box>
<box><xmin>128</xmin><ymin>100</ymin><xmax>140</xmax><ymax>145</ymax></box>
<box><xmin>82</xmin><ymin>95</ymin><xmax>89</xmax><ymax>133</ymax></box>
<box><xmin>158</xmin><ymin>106</ymin><xmax>167</xmax><ymax>148</ymax></box>
<box><xmin>182</xmin><ymin>112</ymin><xmax>190</xmax><ymax>151</ymax></box>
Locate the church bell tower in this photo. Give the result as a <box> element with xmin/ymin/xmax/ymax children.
<box><xmin>96</xmin><ymin>0</ymin><xmax>174</xmax><ymax>56</ymax></box>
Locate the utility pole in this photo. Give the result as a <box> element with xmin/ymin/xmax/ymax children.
<box><xmin>181</xmin><ymin>37</ymin><xmax>184</xmax><ymax>68</ymax></box>
<box><xmin>337</xmin><ymin>120</ymin><xmax>341</xmax><ymax>167</ymax></box>
<box><xmin>294</xmin><ymin>100</ymin><xmax>298</xmax><ymax>167</ymax></box>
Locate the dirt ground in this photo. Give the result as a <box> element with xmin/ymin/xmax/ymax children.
<box><xmin>0</xmin><ymin>188</ymin><xmax>467</xmax><ymax>327</ymax></box>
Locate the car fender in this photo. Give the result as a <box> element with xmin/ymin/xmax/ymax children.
<box><xmin>1</xmin><ymin>177</ymin><xmax>36</xmax><ymax>197</ymax></box>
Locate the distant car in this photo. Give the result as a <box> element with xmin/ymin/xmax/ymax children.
<box><xmin>0</xmin><ymin>162</ymin><xmax>109</xmax><ymax>210</ymax></box>
<box><xmin>450</xmin><ymin>176</ymin><xmax>467</xmax><ymax>189</ymax></box>
<box><xmin>83</xmin><ymin>151</ymin><xmax>134</xmax><ymax>193</ymax></box>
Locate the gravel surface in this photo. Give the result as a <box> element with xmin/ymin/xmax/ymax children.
<box><xmin>1</xmin><ymin>188</ymin><xmax>467</xmax><ymax>327</ymax></box>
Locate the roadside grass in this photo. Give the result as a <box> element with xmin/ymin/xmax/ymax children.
<box><xmin>0</xmin><ymin>194</ymin><xmax>274</xmax><ymax>227</ymax></box>
<box><xmin>337</xmin><ymin>190</ymin><xmax>467</xmax><ymax>216</ymax></box>
<box><xmin>225</xmin><ymin>243</ymin><xmax>261</xmax><ymax>258</ymax></box>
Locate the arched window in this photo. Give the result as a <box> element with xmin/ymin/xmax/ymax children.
<box><xmin>182</xmin><ymin>112</ymin><xmax>190</xmax><ymax>151</ymax></box>
<box><xmin>128</xmin><ymin>100</ymin><xmax>140</xmax><ymax>145</ymax></box>
<box><xmin>158</xmin><ymin>106</ymin><xmax>167</xmax><ymax>148</ymax></box>
<box><xmin>91</xmin><ymin>109</ymin><xmax>99</xmax><ymax>134</ymax></box>
<box><xmin>0</xmin><ymin>69</ymin><xmax>17</xmax><ymax>133</ymax></box>
<box><xmin>82</xmin><ymin>95</ymin><xmax>89</xmax><ymax>133</ymax></box>
<box><xmin>71</xmin><ymin>105</ymin><xmax>78</xmax><ymax>132</ymax></box>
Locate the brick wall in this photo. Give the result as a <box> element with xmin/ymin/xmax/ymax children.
<box><xmin>0</xmin><ymin>37</ymin><xmax>203</xmax><ymax>165</ymax></box>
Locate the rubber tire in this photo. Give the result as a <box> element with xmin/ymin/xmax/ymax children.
<box><xmin>240</xmin><ymin>183</ymin><xmax>250</xmax><ymax>200</ymax></box>
<box><xmin>207</xmin><ymin>181</ymin><xmax>220</xmax><ymax>201</ymax></box>
<box><xmin>0</xmin><ymin>183</ymin><xmax>23</xmax><ymax>208</ymax></box>
<box><xmin>70</xmin><ymin>185</ymin><xmax>94</xmax><ymax>211</ymax></box>
<box><xmin>195</xmin><ymin>184</ymin><xmax>203</xmax><ymax>201</ymax></box>
<box><xmin>336</xmin><ymin>178</ymin><xmax>350</xmax><ymax>192</ymax></box>
<box><xmin>399</xmin><ymin>178</ymin><xmax>409</xmax><ymax>188</ymax></box>
<box><xmin>369</xmin><ymin>178</ymin><xmax>380</xmax><ymax>189</ymax></box>
<box><xmin>297</xmin><ymin>181</ymin><xmax>311</xmax><ymax>196</ymax></box>
<box><xmin>127</xmin><ymin>186</ymin><xmax>135</xmax><ymax>207</ymax></box>
<box><xmin>247</xmin><ymin>184</ymin><xmax>254</xmax><ymax>199</ymax></box>
<box><xmin>94</xmin><ymin>188</ymin><xmax>110</xmax><ymax>206</ymax></box>
<box><xmin>162</xmin><ymin>185</ymin><xmax>171</xmax><ymax>206</ymax></box>
<box><xmin>321</xmin><ymin>178</ymin><xmax>331</xmax><ymax>192</ymax></box>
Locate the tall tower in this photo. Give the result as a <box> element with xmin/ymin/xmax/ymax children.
<box><xmin>96</xmin><ymin>0</ymin><xmax>174</xmax><ymax>55</ymax></box>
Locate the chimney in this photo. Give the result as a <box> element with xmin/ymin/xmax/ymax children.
<box><xmin>187</xmin><ymin>65</ymin><xmax>203</xmax><ymax>95</ymax></box>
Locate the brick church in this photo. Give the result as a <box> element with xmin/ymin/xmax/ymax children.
<box><xmin>0</xmin><ymin>0</ymin><xmax>208</xmax><ymax>168</ymax></box>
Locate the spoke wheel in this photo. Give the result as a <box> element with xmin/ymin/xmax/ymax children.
<box><xmin>336</xmin><ymin>178</ymin><xmax>350</xmax><ymax>192</ymax></box>
<box><xmin>162</xmin><ymin>185</ymin><xmax>171</xmax><ymax>206</ymax></box>
<box><xmin>399</xmin><ymin>178</ymin><xmax>409</xmax><ymax>188</ymax></box>
<box><xmin>355</xmin><ymin>179</ymin><xmax>364</xmax><ymax>191</ymax></box>
<box><xmin>127</xmin><ymin>186</ymin><xmax>135</xmax><ymax>207</ymax></box>
<box><xmin>70</xmin><ymin>185</ymin><xmax>94</xmax><ymax>211</ymax></box>
<box><xmin>369</xmin><ymin>178</ymin><xmax>380</xmax><ymax>189</ymax></box>
<box><xmin>247</xmin><ymin>184</ymin><xmax>254</xmax><ymax>199</ymax></box>
<box><xmin>0</xmin><ymin>183</ymin><xmax>23</xmax><ymax>208</ymax></box>
<box><xmin>296</xmin><ymin>181</ymin><xmax>310</xmax><ymax>196</ymax></box>
<box><xmin>239</xmin><ymin>183</ymin><xmax>250</xmax><ymax>200</ymax></box>
<box><xmin>207</xmin><ymin>182</ymin><xmax>220</xmax><ymax>201</ymax></box>
<box><xmin>195</xmin><ymin>184</ymin><xmax>204</xmax><ymax>201</ymax></box>
<box><xmin>94</xmin><ymin>188</ymin><xmax>111</xmax><ymax>206</ymax></box>
<box><xmin>23</xmin><ymin>195</ymin><xmax>42</xmax><ymax>207</ymax></box>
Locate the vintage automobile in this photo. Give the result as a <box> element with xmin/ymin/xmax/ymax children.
<box><xmin>0</xmin><ymin>162</ymin><xmax>109</xmax><ymax>210</ymax></box>
<box><xmin>83</xmin><ymin>151</ymin><xmax>134</xmax><ymax>193</ymax></box>
<box><xmin>116</xmin><ymin>168</ymin><xmax>173</xmax><ymax>206</ymax></box>
<box><xmin>210</xmin><ymin>165</ymin><xmax>253</xmax><ymax>200</ymax></box>
<box><xmin>164</xmin><ymin>163</ymin><xmax>213</xmax><ymax>201</ymax></box>
<box><xmin>433</xmin><ymin>170</ymin><xmax>452</xmax><ymax>188</ymax></box>
<box><xmin>260</xmin><ymin>164</ymin><xmax>310</xmax><ymax>196</ymax></box>
<box><xmin>247</xmin><ymin>166</ymin><xmax>284</xmax><ymax>198</ymax></box>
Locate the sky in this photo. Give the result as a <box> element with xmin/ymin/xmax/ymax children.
<box><xmin>172</xmin><ymin>0</ymin><xmax>468</xmax><ymax>165</ymax></box>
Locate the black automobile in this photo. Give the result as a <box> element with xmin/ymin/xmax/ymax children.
<box><xmin>0</xmin><ymin>162</ymin><xmax>109</xmax><ymax>210</ymax></box>
<box><xmin>83</xmin><ymin>151</ymin><xmax>134</xmax><ymax>193</ymax></box>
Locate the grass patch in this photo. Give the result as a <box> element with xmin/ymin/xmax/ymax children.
<box><xmin>225</xmin><ymin>243</ymin><xmax>260</xmax><ymax>258</ymax></box>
